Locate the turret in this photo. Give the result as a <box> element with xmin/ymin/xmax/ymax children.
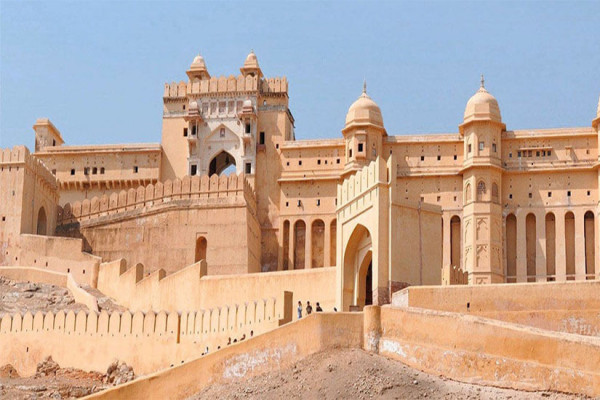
<box><xmin>240</xmin><ymin>50</ymin><xmax>263</xmax><ymax>78</ymax></box>
<box><xmin>186</xmin><ymin>54</ymin><xmax>210</xmax><ymax>81</ymax></box>
<box><xmin>33</xmin><ymin>118</ymin><xmax>64</xmax><ymax>152</ymax></box>
<box><xmin>459</xmin><ymin>76</ymin><xmax>505</xmax><ymax>284</ymax></box>
<box><xmin>342</xmin><ymin>82</ymin><xmax>386</xmax><ymax>172</ymax></box>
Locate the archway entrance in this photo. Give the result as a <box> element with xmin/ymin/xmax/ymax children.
<box><xmin>342</xmin><ymin>224</ymin><xmax>373</xmax><ymax>311</ymax></box>
<box><xmin>195</xmin><ymin>236</ymin><xmax>207</xmax><ymax>263</ymax></box>
<box><xmin>36</xmin><ymin>207</ymin><xmax>47</xmax><ymax>235</ymax></box>
<box><xmin>209</xmin><ymin>151</ymin><xmax>236</xmax><ymax>176</ymax></box>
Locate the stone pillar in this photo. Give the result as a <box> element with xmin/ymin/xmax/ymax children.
<box><xmin>575</xmin><ymin>210</ymin><xmax>586</xmax><ymax>280</ymax></box>
<box><xmin>305</xmin><ymin>220</ymin><xmax>312</xmax><ymax>269</ymax></box>
<box><xmin>289</xmin><ymin>219</ymin><xmax>295</xmax><ymax>270</ymax></box>
<box><xmin>536</xmin><ymin>211</ymin><xmax>547</xmax><ymax>282</ymax></box>
<box><xmin>324</xmin><ymin>219</ymin><xmax>331</xmax><ymax>268</ymax></box>
<box><xmin>555</xmin><ymin>211</ymin><xmax>566</xmax><ymax>282</ymax></box>
<box><xmin>516</xmin><ymin>213</ymin><xmax>527</xmax><ymax>282</ymax></box>
<box><xmin>363</xmin><ymin>305</ymin><xmax>381</xmax><ymax>353</ymax></box>
<box><xmin>442</xmin><ymin>215</ymin><xmax>451</xmax><ymax>269</ymax></box>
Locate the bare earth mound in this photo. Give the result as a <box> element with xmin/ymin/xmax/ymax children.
<box><xmin>191</xmin><ymin>348</ymin><xmax>583</xmax><ymax>400</ymax></box>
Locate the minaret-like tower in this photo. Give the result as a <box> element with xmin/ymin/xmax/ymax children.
<box><xmin>342</xmin><ymin>82</ymin><xmax>387</xmax><ymax>174</ymax></box>
<box><xmin>240</xmin><ymin>50</ymin><xmax>263</xmax><ymax>78</ymax></box>
<box><xmin>33</xmin><ymin>118</ymin><xmax>64</xmax><ymax>152</ymax></box>
<box><xmin>459</xmin><ymin>76</ymin><xmax>505</xmax><ymax>284</ymax></box>
<box><xmin>186</xmin><ymin>54</ymin><xmax>210</xmax><ymax>81</ymax></box>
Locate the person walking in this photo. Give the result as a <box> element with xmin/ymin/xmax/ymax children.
<box><xmin>316</xmin><ymin>302</ymin><xmax>323</xmax><ymax>312</ymax></box>
<box><xmin>297</xmin><ymin>301</ymin><xmax>303</xmax><ymax>319</ymax></box>
<box><xmin>306</xmin><ymin>301</ymin><xmax>313</xmax><ymax>315</ymax></box>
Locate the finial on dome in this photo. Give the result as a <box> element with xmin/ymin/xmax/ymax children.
<box><xmin>363</xmin><ymin>79</ymin><xmax>367</xmax><ymax>95</ymax></box>
<box><xmin>480</xmin><ymin>74</ymin><xmax>485</xmax><ymax>89</ymax></box>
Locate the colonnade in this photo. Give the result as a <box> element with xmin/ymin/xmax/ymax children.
<box><xmin>280</xmin><ymin>217</ymin><xmax>337</xmax><ymax>270</ymax></box>
<box><xmin>505</xmin><ymin>208</ymin><xmax>597</xmax><ymax>283</ymax></box>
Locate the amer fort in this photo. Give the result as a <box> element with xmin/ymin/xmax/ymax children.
<box><xmin>0</xmin><ymin>51</ymin><xmax>599</xmax><ymax>398</ymax></box>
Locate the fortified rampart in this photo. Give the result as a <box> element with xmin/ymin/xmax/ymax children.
<box><xmin>0</xmin><ymin>292</ymin><xmax>291</xmax><ymax>377</ymax></box>
<box><xmin>163</xmin><ymin>75</ymin><xmax>288</xmax><ymax>99</ymax></box>
<box><xmin>97</xmin><ymin>258</ymin><xmax>336</xmax><ymax>313</ymax></box>
<box><xmin>55</xmin><ymin>174</ymin><xmax>260</xmax><ymax>275</ymax></box>
<box><xmin>0</xmin><ymin>146</ymin><xmax>59</xmax><ymax>262</ymax></box>
<box><xmin>87</xmin><ymin>291</ymin><xmax>600</xmax><ymax>400</ymax></box>
<box><xmin>3</xmin><ymin>234</ymin><xmax>101</xmax><ymax>286</ymax></box>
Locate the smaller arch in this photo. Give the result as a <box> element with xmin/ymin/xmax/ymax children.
<box><xmin>491</xmin><ymin>182</ymin><xmax>499</xmax><ymax>203</ymax></box>
<box><xmin>465</xmin><ymin>183</ymin><xmax>472</xmax><ymax>203</ymax></box>
<box><xmin>584</xmin><ymin>211</ymin><xmax>595</xmax><ymax>279</ymax></box>
<box><xmin>282</xmin><ymin>220</ymin><xmax>290</xmax><ymax>270</ymax></box>
<box><xmin>293</xmin><ymin>220</ymin><xmax>306</xmax><ymax>269</ymax></box>
<box><xmin>36</xmin><ymin>207</ymin><xmax>47</xmax><ymax>235</ymax></box>
<box><xmin>195</xmin><ymin>236</ymin><xmax>207</xmax><ymax>263</ymax></box>
<box><xmin>477</xmin><ymin>180</ymin><xmax>486</xmax><ymax>202</ymax></box>
<box><xmin>506</xmin><ymin>213</ymin><xmax>517</xmax><ymax>283</ymax></box>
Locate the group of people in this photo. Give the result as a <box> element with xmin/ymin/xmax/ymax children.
<box><xmin>297</xmin><ymin>300</ymin><xmax>337</xmax><ymax>319</ymax></box>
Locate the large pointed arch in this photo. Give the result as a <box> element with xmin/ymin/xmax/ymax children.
<box><xmin>342</xmin><ymin>224</ymin><xmax>373</xmax><ymax>310</ymax></box>
<box><xmin>209</xmin><ymin>151</ymin><xmax>236</xmax><ymax>176</ymax></box>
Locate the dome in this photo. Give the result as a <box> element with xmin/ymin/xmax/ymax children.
<box><xmin>191</xmin><ymin>54</ymin><xmax>206</xmax><ymax>69</ymax></box>
<box><xmin>189</xmin><ymin>100</ymin><xmax>199</xmax><ymax>110</ymax></box>
<box><xmin>463</xmin><ymin>76</ymin><xmax>502</xmax><ymax>123</ymax></box>
<box><xmin>244</xmin><ymin>50</ymin><xmax>259</xmax><ymax>69</ymax></box>
<box><xmin>243</xmin><ymin>99</ymin><xmax>252</xmax><ymax>108</ymax></box>
<box><xmin>344</xmin><ymin>82</ymin><xmax>384</xmax><ymax>128</ymax></box>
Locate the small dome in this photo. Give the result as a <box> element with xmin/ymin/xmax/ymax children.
<box><xmin>243</xmin><ymin>99</ymin><xmax>252</xmax><ymax>108</ymax></box>
<box><xmin>244</xmin><ymin>50</ymin><xmax>259</xmax><ymax>69</ymax></box>
<box><xmin>463</xmin><ymin>76</ymin><xmax>501</xmax><ymax>123</ymax></box>
<box><xmin>189</xmin><ymin>100</ymin><xmax>199</xmax><ymax>110</ymax></box>
<box><xmin>191</xmin><ymin>54</ymin><xmax>206</xmax><ymax>68</ymax></box>
<box><xmin>345</xmin><ymin>83</ymin><xmax>384</xmax><ymax>128</ymax></box>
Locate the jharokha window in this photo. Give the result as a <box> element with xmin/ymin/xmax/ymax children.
<box><xmin>477</xmin><ymin>181</ymin><xmax>487</xmax><ymax>201</ymax></box>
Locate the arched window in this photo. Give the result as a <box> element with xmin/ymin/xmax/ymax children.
<box><xmin>477</xmin><ymin>181</ymin><xmax>486</xmax><ymax>201</ymax></box>
<box><xmin>491</xmin><ymin>182</ymin><xmax>499</xmax><ymax>203</ymax></box>
<box><xmin>195</xmin><ymin>236</ymin><xmax>207</xmax><ymax>262</ymax></box>
<box><xmin>36</xmin><ymin>207</ymin><xmax>47</xmax><ymax>235</ymax></box>
<box><xmin>465</xmin><ymin>183</ymin><xmax>472</xmax><ymax>203</ymax></box>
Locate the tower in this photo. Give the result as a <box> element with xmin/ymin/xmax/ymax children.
<box><xmin>342</xmin><ymin>82</ymin><xmax>386</xmax><ymax>174</ymax></box>
<box><xmin>186</xmin><ymin>54</ymin><xmax>210</xmax><ymax>81</ymax></box>
<box><xmin>33</xmin><ymin>118</ymin><xmax>64</xmax><ymax>152</ymax></box>
<box><xmin>459</xmin><ymin>76</ymin><xmax>505</xmax><ymax>284</ymax></box>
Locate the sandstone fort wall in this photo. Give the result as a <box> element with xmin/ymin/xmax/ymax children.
<box><xmin>97</xmin><ymin>258</ymin><xmax>336</xmax><ymax>313</ymax></box>
<box><xmin>55</xmin><ymin>174</ymin><xmax>260</xmax><ymax>275</ymax></box>
<box><xmin>0</xmin><ymin>292</ymin><xmax>291</xmax><ymax>376</ymax></box>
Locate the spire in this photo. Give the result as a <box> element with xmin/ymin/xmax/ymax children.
<box><xmin>480</xmin><ymin>74</ymin><xmax>485</xmax><ymax>89</ymax></box>
<box><xmin>363</xmin><ymin>79</ymin><xmax>367</xmax><ymax>95</ymax></box>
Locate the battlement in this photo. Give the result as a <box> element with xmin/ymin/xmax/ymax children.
<box><xmin>1</xmin><ymin>146</ymin><xmax>58</xmax><ymax>191</ymax></box>
<box><xmin>338</xmin><ymin>157</ymin><xmax>390</xmax><ymax>206</ymax></box>
<box><xmin>163</xmin><ymin>76</ymin><xmax>288</xmax><ymax>99</ymax></box>
<box><xmin>57</xmin><ymin>173</ymin><xmax>256</xmax><ymax>225</ymax></box>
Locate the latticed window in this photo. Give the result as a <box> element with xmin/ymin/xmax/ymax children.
<box><xmin>492</xmin><ymin>183</ymin><xmax>499</xmax><ymax>202</ymax></box>
<box><xmin>210</xmin><ymin>102</ymin><xmax>217</xmax><ymax>114</ymax></box>
<box><xmin>218</xmin><ymin>101</ymin><xmax>226</xmax><ymax>114</ymax></box>
<box><xmin>477</xmin><ymin>181</ymin><xmax>486</xmax><ymax>201</ymax></box>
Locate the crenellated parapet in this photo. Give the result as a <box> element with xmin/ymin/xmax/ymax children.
<box><xmin>57</xmin><ymin>173</ymin><xmax>256</xmax><ymax>226</ymax></box>
<box><xmin>1</xmin><ymin>146</ymin><xmax>58</xmax><ymax>192</ymax></box>
<box><xmin>163</xmin><ymin>75</ymin><xmax>288</xmax><ymax>100</ymax></box>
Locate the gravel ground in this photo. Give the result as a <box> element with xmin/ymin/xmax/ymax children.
<box><xmin>190</xmin><ymin>348</ymin><xmax>584</xmax><ymax>400</ymax></box>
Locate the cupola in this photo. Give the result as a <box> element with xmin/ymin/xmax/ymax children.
<box><xmin>240</xmin><ymin>50</ymin><xmax>263</xmax><ymax>78</ymax></box>
<box><xmin>343</xmin><ymin>82</ymin><xmax>385</xmax><ymax>133</ymax></box>
<box><xmin>463</xmin><ymin>76</ymin><xmax>502</xmax><ymax>124</ymax></box>
<box><xmin>186</xmin><ymin>54</ymin><xmax>210</xmax><ymax>80</ymax></box>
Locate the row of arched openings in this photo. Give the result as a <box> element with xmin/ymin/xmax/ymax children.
<box><xmin>506</xmin><ymin>211</ymin><xmax>595</xmax><ymax>282</ymax></box>
<box><xmin>282</xmin><ymin>219</ymin><xmax>336</xmax><ymax>269</ymax></box>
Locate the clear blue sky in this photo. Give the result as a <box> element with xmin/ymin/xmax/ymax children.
<box><xmin>1</xmin><ymin>1</ymin><xmax>599</xmax><ymax>149</ymax></box>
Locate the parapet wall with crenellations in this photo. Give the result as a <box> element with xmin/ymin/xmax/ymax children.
<box><xmin>163</xmin><ymin>75</ymin><xmax>288</xmax><ymax>99</ymax></box>
<box><xmin>0</xmin><ymin>291</ymin><xmax>291</xmax><ymax>377</ymax></box>
<box><xmin>97</xmin><ymin>258</ymin><xmax>337</xmax><ymax>314</ymax></box>
<box><xmin>55</xmin><ymin>174</ymin><xmax>261</xmax><ymax>276</ymax></box>
<box><xmin>57</xmin><ymin>173</ymin><xmax>256</xmax><ymax>225</ymax></box>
